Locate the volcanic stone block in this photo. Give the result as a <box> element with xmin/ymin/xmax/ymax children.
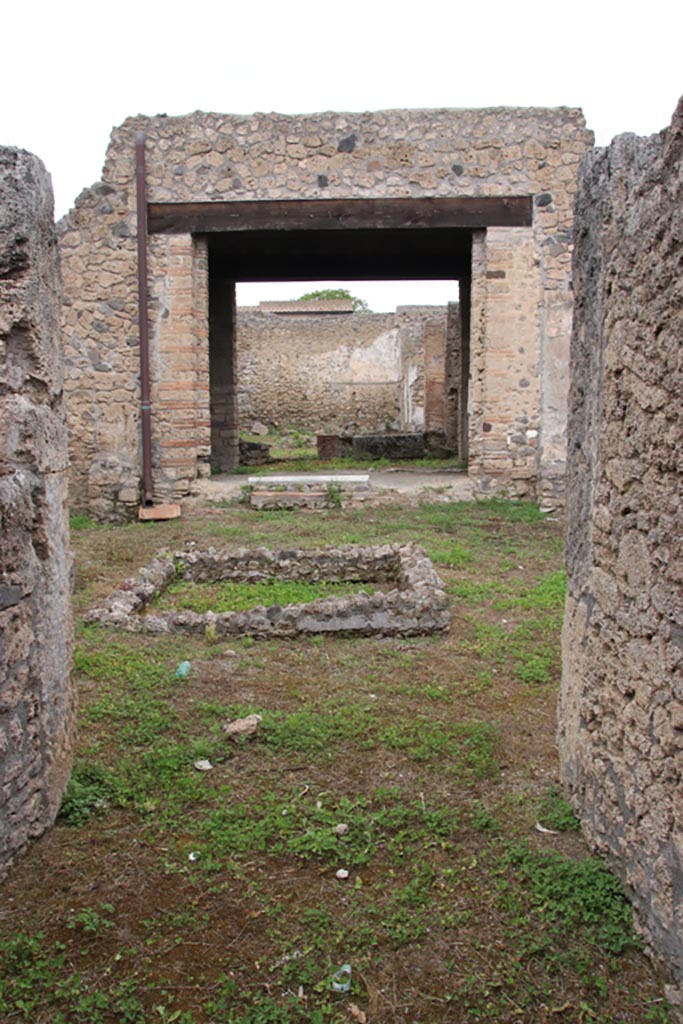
<box><xmin>0</xmin><ymin>147</ymin><xmax>74</xmax><ymax>881</ymax></box>
<box><xmin>352</xmin><ymin>433</ymin><xmax>425</xmax><ymax>461</ymax></box>
<box><xmin>559</xmin><ymin>97</ymin><xmax>683</xmax><ymax>989</ymax></box>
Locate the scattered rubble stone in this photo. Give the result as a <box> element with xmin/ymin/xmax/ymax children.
<box><xmin>223</xmin><ymin>714</ymin><xmax>263</xmax><ymax>741</ymax></box>
<box><xmin>238</xmin><ymin>439</ymin><xmax>272</xmax><ymax>466</ymax></box>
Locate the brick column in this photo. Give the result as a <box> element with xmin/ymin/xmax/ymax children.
<box><xmin>153</xmin><ymin>234</ymin><xmax>210</xmax><ymax>498</ymax></box>
<box><xmin>469</xmin><ymin>227</ymin><xmax>542</xmax><ymax>498</ymax></box>
<box><xmin>423</xmin><ymin>319</ymin><xmax>446</xmax><ymax>433</ymax></box>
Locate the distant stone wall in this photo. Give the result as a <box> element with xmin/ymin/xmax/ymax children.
<box><xmin>0</xmin><ymin>149</ymin><xmax>74</xmax><ymax>880</ymax></box>
<box><xmin>236</xmin><ymin>305</ymin><xmax>448</xmax><ymax>434</ymax></box>
<box><xmin>59</xmin><ymin>106</ymin><xmax>593</xmax><ymax>516</ymax></box>
<box><xmin>559</xmin><ymin>100</ymin><xmax>683</xmax><ymax>985</ymax></box>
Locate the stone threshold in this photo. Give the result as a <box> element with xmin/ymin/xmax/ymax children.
<box><xmin>247</xmin><ymin>473</ymin><xmax>370</xmax><ymax>492</ymax></box>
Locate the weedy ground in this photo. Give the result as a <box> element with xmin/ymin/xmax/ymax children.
<box><xmin>0</xmin><ymin>499</ymin><xmax>674</xmax><ymax>1024</ymax></box>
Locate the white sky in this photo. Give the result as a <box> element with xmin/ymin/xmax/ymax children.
<box><xmin>3</xmin><ymin>0</ymin><xmax>681</xmax><ymax>311</ymax></box>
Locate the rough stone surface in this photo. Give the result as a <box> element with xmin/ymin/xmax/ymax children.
<box><xmin>351</xmin><ymin>432</ymin><xmax>443</xmax><ymax>461</ymax></box>
<box><xmin>223</xmin><ymin>714</ymin><xmax>263</xmax><ymax>741</ymax></box>
<box><xmin>0</xmin><ymin>148</ymin><xmax>74</xmax><ymax>881</ymax></box>
<box><xmin>249</xmin><ymin>490</ymin><xmax>328</xmax><ymax>511</ymax></box>
<box><xmin>58</xmin><ymin>107</ymin><xmax>593</xmax><ymax>517</ymax></box>
<box><xmin>235</xmin><ymin>305</ymin><xmax>450</xmax><ymax>436</ymax></box>
<box><xmin>559</xmin><ymin>98</ymin><xmax>683</xmax><ymax>987</ymax></box>
<box><xmin>238</xmin><ymin>438</ymin><xmax>272</xmax><ymax>466</ymax></box>
<box><xmin>84</xmin><ymin>544</ymin><xmax>449</xmax><ymax>639</ymax></box>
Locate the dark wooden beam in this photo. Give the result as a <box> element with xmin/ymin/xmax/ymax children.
<box><xmin>207</xmin><ymin>225</ymin><xmax>472</xmax><ymax>281</ymax></box>
<box><xmin>148</xmin><ymin>196</ymin><xmax>533</xmax><ymax>235</ymax></box>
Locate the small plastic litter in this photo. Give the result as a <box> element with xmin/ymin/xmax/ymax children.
<box><xmin>349</xmin><ymin>1005</ymin><xmax>367</xmax><ymax>1023</ymax></box>
<box><xmin>334</xmin><ymin>823</ymin><xmax>349</xmax><ymax>836</ymax></box>
<box><xmin>272</xmin><ymin>949</ymin><xmax>302</xmax><ymax>970</ymax></box>
<box><xmin>535</xmin><ymin>821</ymin><xmax>559</xmax><ymax>835</ymax></box>
<box><xmin>331</xmin><ymin>964</ymin><xmax>352</xmax><ymax>993</ymax></box>
<box><xmin>175</xmin><ymin>661</ymin><xmax>191</xmax><ymax>679</ymax></box>
<box><xmin>336</xmin><ymin>868</ymin><xmax>349</xmax><ymax>880</ymax></box>
<box><xmin>188</xmin><ymin>851</ymin><xmax>200</xmax><ymax>862</ymax></box>
<box><xmin>194</xmin><ymin>759</ymin><xmax>213</xmax><ymax>772</ymax></box>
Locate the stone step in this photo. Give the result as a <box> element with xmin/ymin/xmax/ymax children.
<box><xmin>247</xmin><ymin>473</ymin><xmax>370</xmax><ymax>493</ymax></box>
<box><xmin>250</xmin><ymin>490</ymin><xmax>327</xmax><ymax>510</ymax></box>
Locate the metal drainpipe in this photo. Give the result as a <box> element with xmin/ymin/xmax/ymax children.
<box><xmin>135</xmin><ymin>130</ymin><xmax>154</xmax><ymax>506</ymax></box>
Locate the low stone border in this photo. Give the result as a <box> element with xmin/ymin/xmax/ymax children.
<box><xmin>246</xmin><ymin>473</ymin><xmax>371</xmax><ymax>492</ymax></box>
<box><xmin>84</xmin><ymin>544</ymin><xmax>450</xmax><ymax>639</ymax></box>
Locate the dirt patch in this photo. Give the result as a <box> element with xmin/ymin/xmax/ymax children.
<box><xmin>0</xmin><ymin>498</ymin><xmax>674</xmax><ymax>1023</ymax></box>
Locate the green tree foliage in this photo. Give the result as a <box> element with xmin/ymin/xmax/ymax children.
<box><xmin>295</xmin><ymin>287</ymin><xmax>370</xmax><ymax>312</ymax></box>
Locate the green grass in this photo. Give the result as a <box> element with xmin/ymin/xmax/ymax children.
<box><xmin>537</xmin><ymin>786</ymin><xmax>581</xmax><ymax>832</ymax></box>
<box><xmin>195</xmin><ymin>788</ymin><xmax>461</xmax><ymax>869</ymax></box>
<box><xmin>231</xmin><ymin>457</ymin><xmax>466</xmax><ymax>475</ymax></box>
<box><xmin>152</xmin><ymin>577</ymin><xmax>376</xmax><ymax>615</ymax></box>
<box><xmin>258</xmin><ymin>703</ymin><xmax>376</xmax><ymax>756</ymax></box>
<box><xmin>459</xmin><ymin>610</ymin><xmax>562</xmax><ymax>687</ymax></box>
<box><xmin>378</xmin><ymin>717</ymin><xmax>498</xmax><ymax>778</ymax></box>
<box><xmin>69</xmin><ymin>511</ymin><xmax>99</xmax><ymax>530</ymax></box>
<box><xmin>1</xmin><ymin>497</ymin><xmax>670</xmax><ymax>1024</ymax></box>
<box><xmin>497</xmin><ymin>841</ymin><xmax>638</xmax><ymax>955</ymax></box>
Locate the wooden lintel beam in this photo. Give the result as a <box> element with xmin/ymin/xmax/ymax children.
<box><xmin>147</xmin><ymin>196</ymin><xmax>533</xmax><ymax>235</ymax></box>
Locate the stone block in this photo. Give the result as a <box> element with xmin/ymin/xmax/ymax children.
<box><xmin>352</xmin><ymin>433</ymin><xmax>425</xmax><ymax>461</ymax></box>
<box><xmin>0</xmin><ymin>147</ymin><xmax>74</xmax><ymax>881</ymax></box>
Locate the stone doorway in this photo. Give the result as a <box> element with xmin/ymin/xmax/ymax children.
<box><xmin>147</xmin><ymin>195</ymin><xmax>532</xmax><ymax>487</ymax></box>
<box><xmin>163</xmin><ymin>197</ymin><xmax>498</xmax><ymax>474</ymax></box>
<box><xmin>209</xmin><ymin>279</ymin><xmax>465</xmax><ymax>473</ymax></box>
<box><xmin>60</xmin><ymin>108</ymin><xmax>592</xmax><ymax>519</ymax></box>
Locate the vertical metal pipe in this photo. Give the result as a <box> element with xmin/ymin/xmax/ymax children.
<box><xmin>135</xmin><ymin>130</ymin><xmax>154</xmax><ymax>506</ymax></box>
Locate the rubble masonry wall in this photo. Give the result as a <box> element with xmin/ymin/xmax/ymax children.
<box><xmin>0</xmin><ymin>148</ymin><xmax>74</xmax><ymax>879</ymax></box>
<box><xmin>59</xmin><ymin>107</ymin><xmax>592</xmax><ymax>519</ymax></box>
<box><xmin>559</xmin><ymin>99</ymin><xmax>683</xmax><ymax>982</ymax></box>
<box><xmin>235</xmin><ymin>305</ymin><xmax>449</xmax><ymax>434</ymax></box>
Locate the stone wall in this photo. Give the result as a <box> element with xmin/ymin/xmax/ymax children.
<box><xmin>0</xmin><ymin>149</ymin><xmax>74</xmax><ymax>880</ymax></box>
<box><xmin>235</xmin><ymin>305</ymin><xmax>449</xmax><ymax>434</ymax></box>
<box><xmin>559</xmin><ymin>99</ymin><xmax>683</xmax><ymax>986</ymax></box>
<box><xmin>59</xmin><ymin>107</ymin><xmax>593</xmax><ymax>518</ymax></box>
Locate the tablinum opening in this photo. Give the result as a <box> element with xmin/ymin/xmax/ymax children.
<box><xmin>205</xmin><ymin>225</ymin><xmax>474</xmax><ymax>472</ymax></box>
<box><xmin>147</xmin><ymin>196</ymin><xmax>534</xmax><ymax>475</ymax></box>
<box><xmin>140</xmin><ymin>194</ymin><xmax>536</xmax><ymax>481</ymax></box>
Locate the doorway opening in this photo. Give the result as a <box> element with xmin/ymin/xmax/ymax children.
<box><xmin>205</xmin><ymin>222</ymin><xmax>473</xmax><ymax>473</ymax></box>
<box><xmin>229</xmin><ymin>278</ymin><xmax>462</xmax><ymax>470</ymax></box>
<box><xmin>147</xmin><ymin>195</ymin><xmax>534</xmax><ymax>485</ymax></box>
